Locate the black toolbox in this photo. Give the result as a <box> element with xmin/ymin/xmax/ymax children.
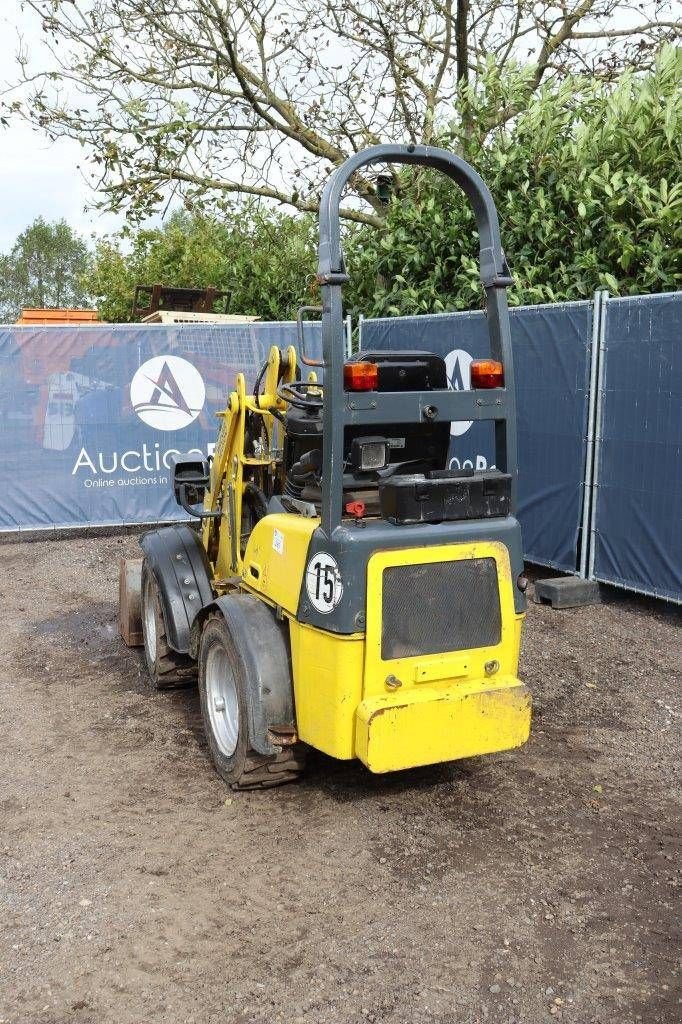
<box><xmin>379</xmin><ymin>469</ymin><xmax>512</xmax><ymax>525</ymax></box>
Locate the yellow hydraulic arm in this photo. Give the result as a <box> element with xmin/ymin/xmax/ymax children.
<box><xmin>201</xmin><ymin>345</ymin><xmax>298</xmax><ymax>579</ymax></box>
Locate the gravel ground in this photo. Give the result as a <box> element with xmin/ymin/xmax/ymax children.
<box><xmin>0</xmin><ymin>534</ymin><xmax>680</xmax><ymax>1024</ymax></box>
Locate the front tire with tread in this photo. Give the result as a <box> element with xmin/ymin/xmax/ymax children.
<box><xmin>140</xmin><ymin>561</ymin><xmax>196</xmax><ymax>690</ymax></box>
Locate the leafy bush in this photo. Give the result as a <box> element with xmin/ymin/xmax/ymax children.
<box><xmin>86</xmin><ymin>209</ymin><xmax>317</xmax><ymax>323</ymax></box>
<box><xmin>345</xmin><ymin>46</ymin><xmax>681</xmax><ymax>317</ymax></box>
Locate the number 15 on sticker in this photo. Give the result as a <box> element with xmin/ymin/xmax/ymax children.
<box><xmin>305</xmin><ymin>552</ymin><xmax>343</xmax><ymax>613</ymax></box>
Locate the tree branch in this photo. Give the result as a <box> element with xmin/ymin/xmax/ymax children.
<box><xmin>6</xmin><ymin>0</ymin><xmax>673</xmax><ymax>227</ymax></box>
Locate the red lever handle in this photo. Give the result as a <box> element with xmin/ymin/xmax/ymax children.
<box><xmin>345</xmin><ymin>500</ymin><xmax>366</xmax><ymax>519</ymax></box>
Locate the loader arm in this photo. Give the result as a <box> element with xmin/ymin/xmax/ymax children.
<box><xmin>202</xmin><ymin>345</ymin><xmax>298</xmax><ymax>579</ymax></box>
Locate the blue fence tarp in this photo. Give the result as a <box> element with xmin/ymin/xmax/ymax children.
<box><xmin>591</xmin><ymin>293</ymin><xmax>682</xmax><ymax>602</ymax></box>
<box><xmin>0</xmin><ymin>321</ymin><xmax>320</xmax><ymax>531</ymax></box>
<box><xmin>3</xmin><ymin>298</ymin><xmax>679</xmax><ymax>604</ymax></box>
<box><xmin>361</xmin><ymin>303</ymin><xmax>594</xmax><ymax>571</ymax></box>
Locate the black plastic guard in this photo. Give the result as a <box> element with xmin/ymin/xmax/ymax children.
<box><xmin>207</xmin><ymin>594</ymin><xmax>296</xmax><ymax>757</ymax></box>
<box><xmin>380</xmin><ymin>470</ymin><xmax>512</xmax><ymax>525</ymax></box>
<box><xmin>140</xmin><ymin>525</ymin><xmax>214</xmax><ymax>654</ymax></box>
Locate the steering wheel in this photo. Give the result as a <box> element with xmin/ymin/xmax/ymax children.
<box><xmin>277</xmin><ymin>380</ymin><xmax>324</xmax><ymax>412</ymax></box>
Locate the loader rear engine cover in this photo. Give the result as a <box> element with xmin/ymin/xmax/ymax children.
<box><xmin>120</xmin><ymin>143</ymin><xmax>531</xmax><ymax>789</ymax></box>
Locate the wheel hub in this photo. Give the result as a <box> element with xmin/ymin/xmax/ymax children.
<box><xmin>205</xmin><ymin>644</ymin><xmax>239</xmax><ymax>757</ymax></box>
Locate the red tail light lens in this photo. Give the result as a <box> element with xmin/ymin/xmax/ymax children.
<box><xmin>470</xmin><ymin>359</ymin><xmax>504</xmax><ymax>389</ymax></box>
<box><xmin>344</xmin><ymin>361</ymin><xmax>378</xmax><ymax>391</ymax></box>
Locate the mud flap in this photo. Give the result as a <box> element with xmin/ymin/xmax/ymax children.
<box><xmin>207</xmin><ymin>594</ymin><xmax>297</xmax><ymax>758</ymax></box>
<box><xmin>140</xmin><ymin>525</ymin><xmax>215</xmax><ymax>654</ymax></box>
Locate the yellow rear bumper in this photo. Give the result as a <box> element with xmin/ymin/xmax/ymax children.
<box><xmin>354</xmin><ymin>676</ymin><xmax>531</xmax><ymax>774</ymax></box>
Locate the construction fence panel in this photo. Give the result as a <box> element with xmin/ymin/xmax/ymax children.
<box><xmin>360</xmin><ymin>302</ymin><xmax>594</xmax><ymax>572</ymax></box>
<box><xmin>590</xmin><ymin>292</ymin><xmax>682</xmax><ymax>603</ymax></box>
<box><xmin>0</xmin><ymin>321</ymin><xmax>321</xmax><ymax>532</ymax></box>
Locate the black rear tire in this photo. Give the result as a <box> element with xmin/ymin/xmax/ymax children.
<box><xmin>140</xmin><ymin>560</ymin><xmax>196</xmax><ymax>690</ymax></box>
<box><xmin>198</xmin><ymin>612</ymin><xmax>305</xmax><ymax>789</ymax></box>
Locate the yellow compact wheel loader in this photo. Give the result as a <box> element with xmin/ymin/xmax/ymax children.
<box><xmin>120</xmin><ymin>144</ymin><xmax>531</xmax><ymax>789</ymax></box>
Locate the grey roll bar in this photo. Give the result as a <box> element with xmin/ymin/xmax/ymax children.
<box><xmin>315</xmin><ymin>143</ymin><xmax>518</xmax><ymax>535</ymax></box>
<box><xmin>318</xmin><ymin>144</ymin><xmax>513</xmax><ymax>290</ymax></box>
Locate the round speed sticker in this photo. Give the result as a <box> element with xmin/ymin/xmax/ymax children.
<box><xmin>305</xmin><ymin>552</ymin><xmax>343</xmax><ymax>614</ymax></box>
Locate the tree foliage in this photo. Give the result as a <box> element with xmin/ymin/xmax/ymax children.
<box><xmin>345</xmin><ymin>46</ymin><xmax>682</xmax><ymax>315</ymax></box>
<box><xmin>0</xmin><ymin>218</ymin><xmax>93</xmax><ymax>321</ymax></box>
<box><xmin>85</xmin><ymin>209</ymin><xmax>317</xmax><ymax>322</ymax></box>
<box><xmin>7</xmin><ymin>1</ymin><xmax>679</xmax><ymax>226</ymax></box>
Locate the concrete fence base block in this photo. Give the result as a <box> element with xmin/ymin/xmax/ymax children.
<box><xmin>534</xmin><ymin>576</ymin><xmax>601</xmax><ymax>609</ymax></box>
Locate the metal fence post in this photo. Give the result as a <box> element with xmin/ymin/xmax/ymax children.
<box><xmin>587</xmin><ymin>290</ymin><xmax>609</xmax><ymax>580</ymax></box>
<box><xmin>578</xmin><ymin>290</ymin><xmax>605</xmax><ymax>578</ymax></box>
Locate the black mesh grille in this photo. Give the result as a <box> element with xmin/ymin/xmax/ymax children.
<box><xmin>381</xmin><ymin>557</ymin><xmax>501</xmax><ymax>660</ymax></box>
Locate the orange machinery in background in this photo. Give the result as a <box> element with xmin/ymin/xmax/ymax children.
<box><xmin>16</xmin><ymin>308</ymin><xmax>100</xmax><ymax>326</ymax></box>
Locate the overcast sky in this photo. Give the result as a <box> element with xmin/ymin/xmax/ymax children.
<box><xmin>0</xmin><ymin>1</ymin><xmax>123</xmax><ymax>252</ymax></box>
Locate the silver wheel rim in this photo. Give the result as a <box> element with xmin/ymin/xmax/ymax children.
<box><xmin>205</xmin><ymin>642</ymin><xmax>239</xmax><ymax>757</ymax></box>
<box><xmin>143</xmin><ymin>577</ymin><xmax>157</xmax><ymax>664</ymax></box>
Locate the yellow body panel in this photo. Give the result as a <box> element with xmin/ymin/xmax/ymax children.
<box><xmin>288</xmin><ymin>619</ymin><xmax>364</xmax><ymax>759</ymax></box>
<box><xmin>364</xmin><ymin>540</ymin><xmax>520</xmax><ymax>697</ymax></box>
<box><xmin>241</xmin><ymin>514</ymin><xmax>319</xmax><ymax>615</ymax></box>
<box><xmin>355</xmin><ymin>677</ymin><xmax>531</xmax><ymax>773</ymax></box>
<box><xmin>354</xmin><ymin>540</ymin><xmax>528</xmax><ymax>771</ymax></box>
<box><xmin>269</xmin><ymin>538</ymin><xmax>529</xmax><ymax>772</ymax></box>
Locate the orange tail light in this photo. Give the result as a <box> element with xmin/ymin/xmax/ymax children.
<box><xmin>344</xmin><ymin>361</ymin><xmax>378</xmax><ymax>391</ymax></box>
<box><xmin>470</xmin><ymin>359</ymin><xmax>504</xmax><ymax>389</ymax></box>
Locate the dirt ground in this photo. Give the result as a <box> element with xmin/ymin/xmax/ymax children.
<box><xmin>0</xmin><ymin>534</ymin><xmax>679</xmax><ymax>1024</ymax></box>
